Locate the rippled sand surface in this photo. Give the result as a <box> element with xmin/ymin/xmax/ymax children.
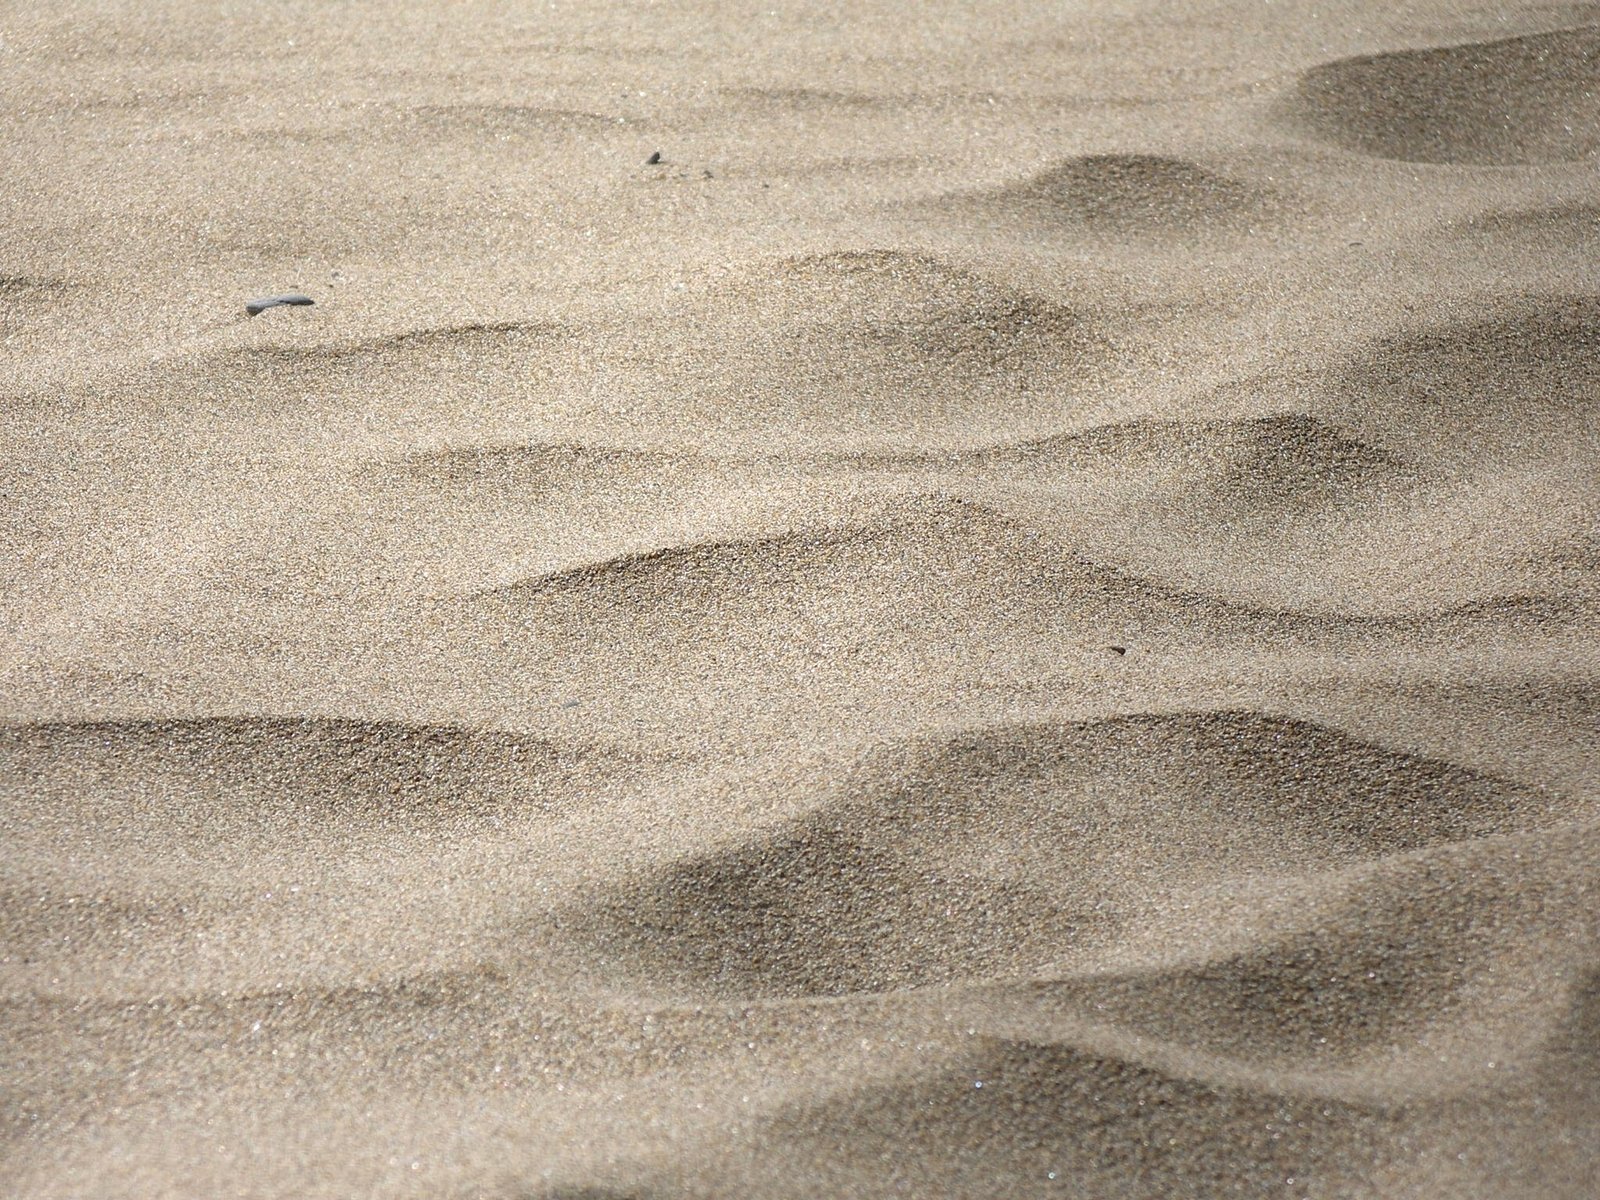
<box><xmin>3</xmin><ymin>3</ymin><xmax>1599</xmax><ymax>1197</ymax></box>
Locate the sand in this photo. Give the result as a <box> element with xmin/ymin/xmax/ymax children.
<box><xmin>2</xmin><ymin>1</ymin><xmax>1598</xmax><ymax>1196</ymax></box>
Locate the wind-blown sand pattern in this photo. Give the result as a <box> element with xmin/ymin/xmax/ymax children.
<box><xmin>2</xmin><ymin>2</ymin><xmax>1598</xmax><ymax>1197</ymax></box>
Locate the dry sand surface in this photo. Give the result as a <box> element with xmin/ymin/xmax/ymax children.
<box><xmin>3</xmin><ymin>1</ymin><xmax>1600</xmax><ymax>1196</ymax></box>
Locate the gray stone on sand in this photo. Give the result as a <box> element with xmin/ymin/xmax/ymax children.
<box><xmin>246</xmin><ymin>293</ymin><xmax>315</xmax><ymax>317</ymax></box>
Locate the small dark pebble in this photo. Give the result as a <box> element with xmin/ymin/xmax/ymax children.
<box><xmin>646</xmin><ymin>150</ymin><xmax>662</xmax><ymax>165</ymax></box>
<box><xmin>1109</xmin><ymin>646</ymin><xmax>1128</xmax><ymax>656</ymax></box>
<box><xmin>246</xmin><ymin>293</ymin><xmax>315</xmax><ymax>317</ymax></box>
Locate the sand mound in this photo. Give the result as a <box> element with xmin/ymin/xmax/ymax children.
<box><xmin>0</xmin><ymin>717</ymin><xmax>634</xmax><ymax>836</ymax></box>
<box><xmin>970</xmin><ymin>413</ymin><xmax>1407</xmax><ymax>505</ymax></box>
<box><xmin>565</xmin><ymin>711</ymin><xmax>1557</xmax><ymax>998</ymax></box>
<box><xmin>392</xmin><ymin>412</ymin><xmax>1400</xmax><ymax>519</ymax></box>
<box><xmin>636</xmin><ymin>250</ymin><xmax>1106</xmax><ymax>429</ymax></box>
<box><xmin>934</xmin><ymin>414</ymin><xmax>1435</xmax><ymax>610</ymax></box>
<box><xmin>138</xmin><ymin>321</ymin><xmax>572</xmax><ymax>413</ymax></box>
<box><xmin>749</xmin><ymin>1033</ymin><xmax>1388</xmax><ymax>1200</ymax></box>
<box><xmin>450</xmin><ymin>493</ymin><xmax>1248</xmax><ymax>630</ymax></box>
<box><xmin>467</xmin><ymin>521</ymin><xmax>882</xmax><ymax>606</ymax></box>
<box><xmin>354</xmin><ymin>416</ymin><xmax>1415</xmax><ymax>616</ymax></box>
<box><xmin>686</xmin><ymin>249</ymin><xmax>1086</xmax><ymax>352</ymax></box>
<box><xmin>1277</xmin><ymin>27</ymin><xmax>1600</xmax><ymax>164</ymax></box>
<box><xmin>942</xmin><ymin>154</ymin><xmax>1288</xmax><ymax>236</ymax></box>
<box><xmin>1028</xmin><ymin>821</ymin><xmax>1598</xmax><ymax>1076</ymax></box>
<box><xmin>1325</xmin><ymin>295</ymin><xmax>1600</xmax><ymax>468</ymax></box>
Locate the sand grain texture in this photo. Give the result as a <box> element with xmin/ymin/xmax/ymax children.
<box><xmin>2</xmin><ymin>2</ymin><xmax>1599</xmax><ymax>1198</ymax></box>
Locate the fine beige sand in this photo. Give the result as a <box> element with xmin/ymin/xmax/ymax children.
<box><xmin>3</xmin><ymin>2</ymin><xmax>1599</xmax><ymax>1197</ymax></box>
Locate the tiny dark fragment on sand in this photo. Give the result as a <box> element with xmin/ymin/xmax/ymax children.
<box><xmin>1110</xmin><ymin>645</ymin><xmax>1128</xmax><ymax>655</ymax></box>
<box><xmin>646</xmin><ymin>150</ymin><xmax>663</xmax><ymax>164</ymax></box>
<box><xmin>246</xmin><ymin>293</ymin><xmax>315</xmax><ymax>317</ymax></box>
